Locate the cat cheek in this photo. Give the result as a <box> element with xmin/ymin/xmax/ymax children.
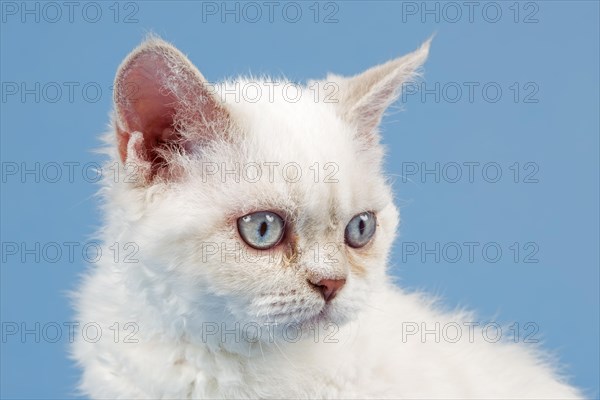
<box><xmin>348</xmin><ymin>256</ymin><xmax>368</xmax><ymax>277</ymax></box>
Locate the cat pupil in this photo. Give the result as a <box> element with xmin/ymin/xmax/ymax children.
<box><xmin>259</xmin><ymin>221</ymin><xmax>268</xmax><ymax>237</ymax></box>
<box><xmin>359</xmin><ymin>220</ymin><xmax>366</xmax><ymax>235</ymax></box>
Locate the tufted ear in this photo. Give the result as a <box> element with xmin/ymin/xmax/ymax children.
<box><xmin>331</xmin><ymin>38</ymin><xmax>431</xmax><ymax>143</ymax></box>
<box><xmin>113</xmin><ymin>37</ymin><xmax>230</xmax><ymax>181</ymax></box>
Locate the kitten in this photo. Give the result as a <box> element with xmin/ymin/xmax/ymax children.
<box><xmin>72</xmin><ymin>37</ymin><xmax>583</xmax><ymax>399</ymax></box>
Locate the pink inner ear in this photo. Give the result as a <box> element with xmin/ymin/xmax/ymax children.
<box><xmin>115</xmin><ymin>52</ymin><xmax>181</xmax><ymax>164</ymax></box>
<box><xmin>114</xmin><ymin>42</ymin><xmax>232</xmax><ymax>177</ymax></box>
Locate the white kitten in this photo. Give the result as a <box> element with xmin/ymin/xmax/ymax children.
<box><xmin>72</xmin><ymin>37</ymin><xmax>583</xmax><ymax>399</ymax></box>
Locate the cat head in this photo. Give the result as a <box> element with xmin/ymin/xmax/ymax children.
<box><xmin>107</xmin><ymin>37</ymin><xmax>430</xmax><ymax>346</ymax></box>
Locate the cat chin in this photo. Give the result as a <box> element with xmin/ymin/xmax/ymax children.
<box><xmin>274</xmin><ymin>306</ymin><xmax>356</xmax><ymax>338</ymax></box>
<box><xmin>236</xmin><ymin>299</ymin><xmax>355</xmax><ymax>334</ymax></box>
<box><xmin>182</xmin><ymin>305</ymin><xmax>353</xmax><ymax>354</ymax></box>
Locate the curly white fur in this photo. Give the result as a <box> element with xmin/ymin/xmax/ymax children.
<box><xmin>72</xmin><ymin>37</ymin><xmax>583</xmax><ymax>399</ymax></box>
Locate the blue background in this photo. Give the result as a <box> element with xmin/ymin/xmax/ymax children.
<box><xmin>1</xmin><ymin>1</ymin><xmax>598</xmax><ymax>398</ymax></box>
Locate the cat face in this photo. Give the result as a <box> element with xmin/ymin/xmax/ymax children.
<box><xmin>108</xmin><ymin>38</ymin><xmax>429</xmax><ymax>343</ymax></box>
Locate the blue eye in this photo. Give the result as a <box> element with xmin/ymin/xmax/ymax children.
<box><xmin>237</xmin><ymin>211</ymin><xmax>285</xmax><ymax>250</ymax></box>
<box><xmin>345</xmin><ymin>212</ymin><xmax>376</xmax><ymax>248</ymax></box>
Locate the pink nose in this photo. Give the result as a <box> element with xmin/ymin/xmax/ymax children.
<box><xmin>309</xmin><ymin>279</ymin><xmax>346</xmax><ymax>302</ymax></box>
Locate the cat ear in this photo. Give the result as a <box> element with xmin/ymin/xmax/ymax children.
<box><xmin>113</xmin><ymin>37</ymin><xmax>230</xmax><ymax>181</ymax></box>
<box><xmin>332</xmin><ymin>38</ymin><xmax>431</xmax><ymax>142</ymax></box>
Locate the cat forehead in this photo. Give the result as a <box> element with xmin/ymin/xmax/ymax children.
<box><xmin>170</xmin><ymin>78</ymin><xmax>391</xmax><ymax>222</ymax></box>
<box><xmin>181</xmin><ymin>165</ymin><xmax>391</xmax><ymax>236</ymax></box>
<box><xmin>216</xmin><ymin>78</ymin><xmax>355</xmax><ymax>159</ymax></box>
